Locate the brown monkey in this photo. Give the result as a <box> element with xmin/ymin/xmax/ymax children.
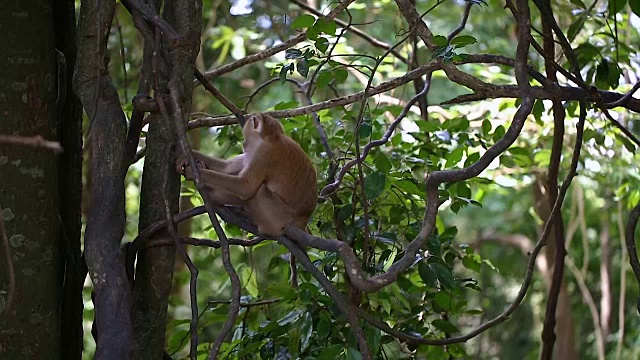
<box><xmin>176</xmin><ymin>113</ymin><xmax>317</xmax><ymax>237</ymax></box>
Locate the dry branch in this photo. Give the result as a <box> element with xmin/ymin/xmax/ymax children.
<box><xmin>0</xmin><ymin>135</ymin><xmax>63</xmax><ymax>153</ymax></box>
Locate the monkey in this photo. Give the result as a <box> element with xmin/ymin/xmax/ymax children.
<box><xmin>175</xmin><ymin>113</ymin><xmax>317</xmax><ymax>239</ymax></box>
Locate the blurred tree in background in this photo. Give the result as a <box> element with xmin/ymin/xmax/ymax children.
<box><xmin>1</xmin><ymin>0</ymin><xmax>640</xmax><ymax>359</ymax></box>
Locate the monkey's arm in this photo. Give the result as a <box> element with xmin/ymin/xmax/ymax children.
<box><xmin>176</xmin><ymin>151</ymin><xmax>244</xmax><ymax>175</ymax></box>
<box><xmin>197</xmin><ymin>164</ymin><xmax>265</xmax><ymax>201</ymax></box>
<box><xmin>196</xmin><ymin>152</ymin><xmax>244</xmax><ymax>174</ymax></box>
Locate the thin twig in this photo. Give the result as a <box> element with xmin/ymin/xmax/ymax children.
<box><xmin>289</xmin><ymin>0</ymin><xmax>407</xmax><ymax>63</ymax></box>
<box><xmin>199</xmin><ymin>0</ymin><xmax>357</xmax><ymax>82</ymax></box>
<box><xmin>193</xmin><ymin>69</ymin><xmax>245</xmax><ymax>124</ymax></box>
<box><xmin>606</xmin><ymin>82</ymin><xmax>640</xmax><ymax>108</ymax></box>
<box><xmin>0</xmin><ymin>134</ymin><xmax>63</xmax><ymax>153</ymax></box>
<box><xmin>120</xmin><ymin>0</ymin><xmax>181</xmax><ymax>45</ymax></box>
<box><xmin>166</xmin><ymin>78</ymin><xmax>242</xmax><ymax>359</ymax></box>
<box><xmin>539</xmin><ymin>0</ymin><xmax>569</xmax><ymax>356</ymax></box>
<box><xmin>446</xmin><ymin>1</ymin><xmax>473</xmax><ymax>42</ymax></box>
<box><xmin>278</xmin><ymin>236</ymin><xmax>372</xmax><ymax>359</ymax></box>
<box><xmin>162</xmin><ymin>179</ymin><xmax>199</xmax><ymax>360</ymax></box>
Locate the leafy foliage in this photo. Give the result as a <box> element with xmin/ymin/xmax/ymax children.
<box><xmin>90</xmin><ymin>0</ymin><xmax>640</xmax><ymax>359</ymax></box>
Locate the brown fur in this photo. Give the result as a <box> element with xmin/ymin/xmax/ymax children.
<box><xmin>176</xmin><ymin>113</ymin><xmax>317</xmax><ymax>236</ymax></box>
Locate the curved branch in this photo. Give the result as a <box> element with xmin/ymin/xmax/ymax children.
<box><xmin>162</xmin><ymin>188</ymin><xmax>199</xmax><ymax>359</ymax></box>
<box><xmin>447</xmin><ymin>1</ymin><xmax>473</xmax><ymax>42</ymax></box>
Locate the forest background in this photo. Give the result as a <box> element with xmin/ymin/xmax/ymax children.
<box><xmin>1</xmin><ymin>0</ymin><xmax>640</xmax><ymax>359</ymax></box>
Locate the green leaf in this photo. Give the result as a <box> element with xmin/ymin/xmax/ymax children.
<box><xmin>450</xmin><ymin>35</ymin><xmax>477</xmax><ymax>48</ymax></box>
<box><xmin>432</xmin><ymin>319</ymin><xmax>460</xmax><ymax>334</ymax></box>
<box><xmin>567</xmin><ymin>13</ymin><xmax>587</xmax><ymax>42</ymax></box>
<box><xmin>455</xmin><ymin>182</ymin><xmax>472</xmax><ymax>199</ymax></box>
<box><xmin>337</xmin><ymin>204</ymin><xmax>353</xmax><ymax>221</ymax></box>
<box><xmin>317</xmin><ymin>317</ymin><xmax>332</xmax><ymax>338</ymax></box>
<box><xmin>448</xmin><ymin>343</ymin><xmax>467</xmax><ymax>357</ymax></box>
<box><xmin>277</xmin><ymin>309</ymin><xmax>304</xmax><ymax>326</ymax></box>
<box><xmin>393</xmin><ymin>178</ymin><xmax>424</xmax><ymax>196</ymax></box>
<box><xmin>358</xmin><ymin>121</ymin><xmax>372</xmax><ymax>138</ymax></box>
<box><xmin>315</xmin><ymin>37</ymin><xmax>330</xmax><ymax>53</ymax></box>
<box><xmin>296</xmin><ymin>58</ymin><xmax>309</xmax><ymax>77</ymax></box>
<box><xmin>364</xmin><ymin>171</ymin><xmax>386</xmax><ymax>198</ymax></box>
<box><xmin>464</xmin><ymin>152</ymin><xmax>480</xmax><ymax>167</ymax></box>
<box><xmin>334</xmin><ymin>68</ymin><xmax>348</xmax><ymax>83</ymax></box>
<box><xmin>430</xmin><ymin>262</ymin><xmax>455</xmax><ymax>289</ymax></box>
<box><xmin>533</xmin><ymin>149</ymin><xmax>551</xmax><ymax>167</ymax></box>
<box><xmin>291</xmin><ymin>14</ymin><xmax>316</xmax><ymax>29</ymax></box>
<box><xmin>608</xmin><ymin>0</ymin><xmax>628</xmax><ymax>15</ymax></box>
<box><xmin>620</xmin><ymin>136</ymin><xmax>636</xmax><ymax>152</ymax></box>
<box><xmin>274</xmin><ymin>100</ymin><xmax>299</xmax><ymax>110</ymax></box>
<box><xmin>307</xmin><ymin>25</ymin><xmax>319</xmax><ymax>40</ymax></box>
<box><xmin>374</xmin><ymin>152</ymin><xmax>392</xmax><ymax>173</ymax></box>
<box><xmin>300</xmin><ymin>312</ymin><xmax>313</xmax><ymax>351</ymax></box>
<box><xmin>432</xmin><ymin>35</ymin><xmax>447</xmax><ymax>47</ymax></box>
<box><xmin>481</xmin><ymin>119</ymin><xmax>491</xmax><ymax>136</ymax></box>
<box><xmin>509</xmin><ymin>147</ymin><xmax>532</xmax><ymax>167</ymax></box>
<box><xmin>279</xmin><ymin>65</ymin><xmax>289</xmax><ymax>84</ymax></box>
<box><xmin>596</xmin><ymin>59</ymin><xmax>610</xmax><ymax>89</ymax></box>
<box><xmin>285</xmin><ymin>48</ymin><xmax>303</xmax><ymax>59</ymax></box>
<box><xmin>445</xmin><ymin>147</ymin><xmax>464</xmax><ymax>168</ymax></box>
<box><xmin>316</xmin><ymin>71</ymin><xmax>334</xmax><ymax>88</ymax></box>
<box><xmin>347</xmin><ymin>347</ymin><xmax>363</xmax><ymax>360</ymax></box>
<box><xmin>241</xmin><ymin>266</ymin><xmax>258</xmax><ymax>297</ymax></box>
<box><xmin>532</xmin><ymin>99</ymin><xmax>544</xmax><ymax>123</ymax></box>
<box><xmin>632</xmin><ymin>0</ymin><xmax>640</xmax><ymax>17</ymax></box>
<box><xmin>318</xmin><ymin>345</ymin><xmax>343</xmax><ymax>360</ymax></box>
<box><xmin>416</xmin><ymin>120</ymin><xmax>440</xmax><ymax>132</ymax></box>
<box><xmin>433</xmin><ymin>291</ymin><xmax>453</xmax><ymax>310</ymax></box>
<box><xmin>575</xmin><ymin>43</ymin><xmax>601</xmax><ymax>66</ymax></box>
<box><xmin>419</xmin><ymin>261</ymin><xmax>438</xmax><ymax>287</ymax></box>
<box><xmin>492</xmin><ymin>125</ymin><xmax>505</xmax><ymax>142</ymax></box>
<box><xmin>462</xmin><ymin>253</ymin><xmax>481</xmax><ymax>272</ymax></box>
<box><xmin>314</xmin><ymin>18</ymin><xmax>337</xmax><ymax>35</ymax></box>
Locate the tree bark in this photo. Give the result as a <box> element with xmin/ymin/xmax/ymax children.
<box><xmin>74</xmin><ymin>0</ymin><xmax>132</xmax><ymax>359</ymax></box>
<box><xmin>131</xmin><ymin>0</ymin><xmax>202</xmax><ymax>358</ymax></box>
<box><xmin>0</xmin><ymin>1</ymin><xmax>63</xmax><ymax>358</ymax></box>
<box><xmin>53</xmin><ymin>1</ymin><xmax>85</xmax><ymax>359</ymax></box>
<box><xmin>533</xmin><ymin>178</ymin><xmax>577</xmax><ymax>360</ymax></box>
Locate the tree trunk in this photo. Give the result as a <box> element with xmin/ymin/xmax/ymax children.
<box><xmin>74</xmin><ymin>1</ymin><xmax>132</xmax><ymax>359</ymax></box>
<box><xmin>131</xmin><ymin>0</ymin><xmax>202</xmax><ymax>357</ymax></box>
<box><xmin>0</xmin><ymin>1</ymin><xmax>64</xmax><ymax>358</ymax></box>
<box><xmin>533</xmin><ymin>177</ymin><xmax>577</xmax><ymax>360</ymax></box>
<box><xmin>53</xmin><ymin>1</ymin><xmax>85</xmax><ymax>359</ymax></box>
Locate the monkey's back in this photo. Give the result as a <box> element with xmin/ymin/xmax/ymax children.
<box><xmin>264</xmin><ymin>136</ymin><xmax>317</xmax><ymax>220</ymax></box>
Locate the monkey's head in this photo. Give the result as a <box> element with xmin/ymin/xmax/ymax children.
<box><xmin>243</xmin><ymin>114</ymin><xmax>284</xmax><ymax>149</ymax></box>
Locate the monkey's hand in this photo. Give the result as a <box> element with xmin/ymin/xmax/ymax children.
<box><xmin>175</xmin><ymin>154</ymin><xmax>204</xmax><ymax>180</ymax></box>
